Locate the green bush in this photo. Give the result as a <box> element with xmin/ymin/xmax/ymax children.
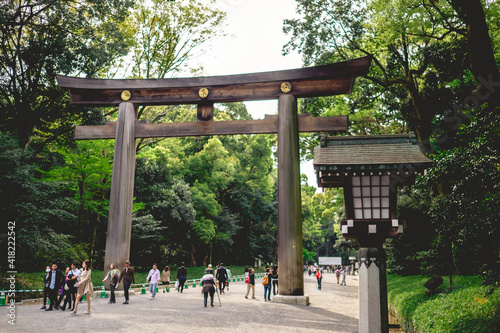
<box><xmin>387</xmin><ymin>275</ymin><xmax>500</xmax><ymax>333</ymax></box>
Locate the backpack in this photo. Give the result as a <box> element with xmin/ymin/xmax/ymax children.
<box><xmin>262</xmin><ymin>274</ymin><xmax>269</xmax><ymax>285</ymax></box>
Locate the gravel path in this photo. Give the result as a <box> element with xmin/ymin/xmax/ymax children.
<box><xmin>2</xmin><ymin>272</ymin><xmax>360</xmax><ymax>333</ymax></box>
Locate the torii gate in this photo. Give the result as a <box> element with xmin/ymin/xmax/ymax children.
<box><xmin>57</xmin><ymin>56</ymin><xmax>371</xmax><ymax>304</ymax></box>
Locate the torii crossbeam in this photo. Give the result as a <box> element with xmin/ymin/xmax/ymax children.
<box><xmin>57</xmin><ymin>56</ymin><xmax>371</xmax><ymax>304</ymax></box>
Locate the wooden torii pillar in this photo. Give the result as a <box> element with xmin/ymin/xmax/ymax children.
<box><xmin>57</xmin><ymin>56</ymin><xmax>371</xmax><ymax>303</ymax></box>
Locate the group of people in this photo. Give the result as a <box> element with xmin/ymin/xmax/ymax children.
<box><xmin>335</xmin><ymin>266</ymin><xmax>348</xmax><ymax>286</ymax></box>
<box><xmin>244</xmin><ymin>265</ymin><xmax>278</xmax><ymax>302</ymax></box>
<box><xmin>41</xmin><ymin>261</ymin><xmax>93</xmax><ymax>315</ymax></box>
<box><xmin>41</xmin><ymin>259</ymin><xmax>138</xmax><ymax>315</ymax></box>
<box><xmin>40</xmin><ymin>260</ymin><xmax>283</xmax><ymax>311</ymax></box>
<box><xmin>198</xmin><ymin>262</ymin><xmax>231</xmax><ymax>307</ymax></box>
<box><xmin>304</xmin><ymin>264</ymin><xmax>348</xmax><ymax>290</ymax></box>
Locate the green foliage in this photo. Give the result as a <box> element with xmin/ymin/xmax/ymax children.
<box><xmin>387</xmin><ymin>274</ymin><xmax>500</xmax><ymax>333</ymax></box>
<box><xmin>283</xmin><ymin>0</ymin><xmax>483</xmax><ymax>146</ymax></box>
<box><xmin>386</xmin><ymin>105</ymin><xmax>500</xmax><ymax>289</ymax></box>
<box><xmin>424</xmin><ymin>104</ymin><xmax>500</xmax><ymax>284</ymax></box>
<box><xmin>303</xmin><ymin>248</ymin><xmax>317</xmax><ymax>263</ymax></box>
<box><xmin>0</xmin><ymin>0</ymin><xmax>133</xmax><ymax>149</ymax></box>
<box><xmin>121</xmin><ymin>0</ymin><xmax>226</xmax><ymax>79</ymax></box>
<box><xmin>40</xmin><ymin>140</ymin><xmax>114</xmax><ymax>263</ymax></box>
<box><xmin>301</xmin><ymin>186</ymin><xmax>347</xmax><ymax>262</ymax></box>
<box><xmin>0</xmin><ymin>133</ymin><xmax>88</xmax><ymax>271</ymax></box>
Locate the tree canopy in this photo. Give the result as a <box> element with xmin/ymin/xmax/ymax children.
<box><xmin>0</xmin><ymin>0</ymin><xmax>498</xmax><ymax>290</ymax></box>
<box><xmin>284</xmin><ymin>0</ymin><xmax>500</xmax><ymax>287</ymax></box>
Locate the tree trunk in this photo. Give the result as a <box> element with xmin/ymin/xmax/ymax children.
<box><xmin>451</xmin><ymin>0</ymin><xmax>500</xmax><ymax>103</ymax></box>
<box><xmin>190</xmin><ymin>244</ymin><xmax>196</xmax><ymax>267</ymax></box>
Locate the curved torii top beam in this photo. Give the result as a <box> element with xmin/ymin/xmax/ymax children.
<box><xmin>57</xmin><ymin>56</ymin><xmax>371</xmax><ymax>106</ymax></box>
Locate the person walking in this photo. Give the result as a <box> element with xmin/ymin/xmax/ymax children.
<box><xmin>161</xmin><ymin>266</ymin><xmax>171</xmax><ymax>293</ymax></box>
<box><xmin>201</xmin><ymin>269</ymin><xmax>216</xmax><ymax>307</ymax></box>
<box><xmin>226</xmin><ymin>265</ymin><xmax>232</xmax><ymax>291</ymax></box>
<box><xmin>58</xmin><ymin>267</ymin><xmax>71</xmax><ymax>311</ymax></box>
<box><xmin>244</xmin><ymin>268</ymin><xmax>256</xmax><ymax>299</ymax></box>
<box><xmin>316</xmin><ymin>267</ymin><xmax>323</xmax><ymax>291</ymax></box>
<box><xmin>271</xmin><ymin>265</ymin><xmax>279</xmax><ymax>296</ymax></box>
<box><xmin>45</xmin><ymin>263</ymin><xmax>64</xmax><ymax>311</ymax></box>
<box><xmin>176</xmin><ymin>262</ymin><xmax>187</xmax><ymax>293</ymax></box>
<box><xmin>103</xmin><ymin>263</ymin><xmax>120</xmax><ymax>304</ymax></box>
<box><xmin>215</xmin><ymin>262</ymin><xmax>228</xmax><ymax>294</ymax></box>
<box><xmin>40</xmin><ymin>266</ymin><xmax>51</xmax><ymax>310</ymax></box>
<box><xmin>263</xmin><ymin>268</ymin><xmax>272</xmax><ymax>302</ymax></box>
<box><xmin>146</xmin><ymin>263</ymin><xmax>161</xmax><ymax>299</ymax></box>
<box><xmin>335</xmin><ymin>267</ymin><xmax>341</xmax><ymax>284</ymax></box>
<box><xmin>117</xmin><ymin>260</ymin><xmax>135</xmax><ymax>304</ymax></box>
<box><xmin>71</xmin><ymin>260</ymin><xmax>93</xmax><ymax>315</ymax></box>
<box><xmin>66</xmin><ymin>262</ymin><xmax>80</xmax><ymax>311</ymax></box>
<box><xmin>340</xmin><ymin>266</ymin><xmax>347</xmax><ymax>286</ymax></box>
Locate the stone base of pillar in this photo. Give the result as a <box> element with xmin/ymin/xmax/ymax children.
<box><xmin>358</xmin><ymin>247</ymin><xmax>388</xmax><ymax>333</ymax></box>
<box><xmin>272</xmin><ymin>295</ymin><xmax>310</xmax><ymax>306</ymax></box>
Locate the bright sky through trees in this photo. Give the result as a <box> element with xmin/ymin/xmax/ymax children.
<box><xmin>195</xmin><ymin>0</ymin><xmax>317</xmax><ymax>188</ymax></box>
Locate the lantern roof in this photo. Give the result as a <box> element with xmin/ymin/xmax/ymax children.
<box><xmin>314</xmin><ymin>133</ymin><xmax>433</xmax><ymax>188</ymax></box>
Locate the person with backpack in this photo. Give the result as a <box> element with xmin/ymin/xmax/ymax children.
<box><xmin>316</xmin><ymin>268</ymin><xmax>322</xmax><ymax>291</ymax></box>
<box><xmin>262</xmin><ymin>268</ymin><xmax>272</xmax><ymax>301</ymax></box>
<box><xmin>335</xmin><ymin>267</ymin><xmax>341</xmax><ymax>284</ymax></box>
<box><xmin>201</xmin><ymin>268</ymin><xmax>216</xmax><ymax>307</ymax></box>
<box><xmin>244</xmin><ymin>268</ymin><xmax>256</xmax><ymax>299</ymax></box>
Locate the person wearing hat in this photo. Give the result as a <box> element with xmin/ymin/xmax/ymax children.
<box><xmin>117</xmin><ymin>260</ymin><xmax>135</xmax><ymax>304</ymax></box>
<box><xmin>201</xmin><ymin>268</ymin><xmax>216</xmax><ymax>307</ymax></box>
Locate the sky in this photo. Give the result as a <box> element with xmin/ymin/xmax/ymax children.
<box><xmin>192</xmin><ymin>0</ymin><xmax>321</xmax><ymax>190</ymax></box>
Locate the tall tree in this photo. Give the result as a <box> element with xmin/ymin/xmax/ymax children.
<box><xmin>112</xmin><ymin>0</ymin><xmax>227</xmax><ymax>151</ymax></box>
<box><xmin>122</xmin><ymin>0</ymin><xmax>226</xmax><ymax>79</ymax></box>
<box><xmin>283</xmin><ymin>0</ymin><xmax>499</xmax><ymax>141</ymax></box>
<box><xmin>41</xmin><ymin>140</ymin><xmax>114</xmax><ymax>262</ymax></box>
<box><xmin>449</xmin><ymin>0</ymin><xmax>500</xmax><ymax>96</ymax></box>
<box><xmin>0</xmin><ymin>0</ymin><xmax>133</xmax><ymax>149</ymax></box>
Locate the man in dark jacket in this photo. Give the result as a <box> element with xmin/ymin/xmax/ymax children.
<box><xmin>216</xmin><ymin>263</ymin><xmax>228</xmax><ymax>294</ymax></box>
<box><xmin>176</xmin><ymin>262</ymin><xmax>187</xmax><ymax>293</ymax></box>
<box><xmin>45</xmin><ymin>263</ymin><xmax>64</xmax><ymax>311</ymax></box>
<box><xmin>118</xmin><ymin>260</ymin><xmax>135</xmax><ymax>304</ymax></box>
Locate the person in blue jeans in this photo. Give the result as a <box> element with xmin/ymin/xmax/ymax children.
<box><xmin>263</xmin><ymin>268</ymin><xmax>272</xmax><ymax>301</ymax></box>
<box><xmin>177</xmin><ymin>262</ymin><xmax>187</xmax><ymax>293</ymax></box>
<box><xmin>316</xmin><ymin>268</ymin><xmax>322</xmax><ymax>290</ymax></box>
<box><xmin>146</xmin><ymin>263</ymin><xmax>160</xmax><ymax>299</ymax></box>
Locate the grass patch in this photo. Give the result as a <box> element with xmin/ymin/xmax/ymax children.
<box><xmin>387</xmin><ymin>274</ymin><xmax>500</xmax><ymax>333</ymax></box>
